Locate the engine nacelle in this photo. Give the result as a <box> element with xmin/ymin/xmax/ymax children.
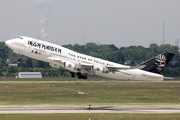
<box><xmin>64</xmin><ymin>62</ymin><xmax>76</xmax><ymax>71</ymax></box>
<box><xmin>93</xmin><ymin>65</ymin><xmax>109</xmax><ymax>73</ymax></box>
<box><xmin>93</xmin><ymin>65</ymin><xmax>104</xmax><ymax>73</ymax></box>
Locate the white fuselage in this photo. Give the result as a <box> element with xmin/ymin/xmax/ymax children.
<box><xmin>5</xmin><ymin>36</ymin><xmax>164</xmax><ymax>81</ymax></box>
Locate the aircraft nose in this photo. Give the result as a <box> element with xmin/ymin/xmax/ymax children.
<box><xmin>5</xmin><ymin>39</ymin><xmax>14</xmax><ymax>48</ymax></box>
<box><xmin>5</xmin><ymin>40</ymin><xmax>11</xmax><ymax>46</ymax></box>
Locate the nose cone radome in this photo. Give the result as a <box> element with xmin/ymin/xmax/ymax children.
<box><xmin>5</xmin><ymin>40</ymin><xmax>11</xmax><ymax>47</ymax></box>
<box><xmin>5</xmin><ymin>39</ymin><xmax>15</xmax><ymax>49</ymax></box>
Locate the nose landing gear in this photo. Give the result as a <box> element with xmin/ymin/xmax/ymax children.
<box><xmin>18</xmin><ymin>58</ymin><xmax>22</xmax><ymax>62</ymax></box>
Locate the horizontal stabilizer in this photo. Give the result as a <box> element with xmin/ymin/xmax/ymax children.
<box><xmin>163</xmin><ymin>77</ymin><xmax>174</xmax><ymax>80</ymax></box>
<box><xmin>141</xmin><ymin>74</ymin><xmax>163</xmax><ymax>78</ymax></box>
<box><xmin>141</xmin><ymin>74</ymin><xmax>173</xmax><ymax>80</ymax></box>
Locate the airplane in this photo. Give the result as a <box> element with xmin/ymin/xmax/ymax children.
<box><xmin>5</xmin><ymin>36</ymin><xmax>174</xmax><ymax>81</ymax></box>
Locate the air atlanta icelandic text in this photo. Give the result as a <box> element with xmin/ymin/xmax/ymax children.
<box><xmin>28</xmin><ymin>41</ymin><xmax>61</xmax><ymax>53</ymax></box>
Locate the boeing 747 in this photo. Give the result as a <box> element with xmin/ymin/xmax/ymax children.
<box><xmin>5</xmin><ymin>36</ymin><xmax>174</xmax><ymax>81</ymax></box>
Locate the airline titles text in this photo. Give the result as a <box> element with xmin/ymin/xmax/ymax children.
<box><xmin>28</xmin><ymin>41</ymin><xmax>61</xmax><ymax>53</ymax></box>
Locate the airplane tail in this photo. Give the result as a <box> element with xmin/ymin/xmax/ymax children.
<box><xmin>135</xmin><ymin>52</ymin><xmax>174</xmax><ymax>74</ymax></box>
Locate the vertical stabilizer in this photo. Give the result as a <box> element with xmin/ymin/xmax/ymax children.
<box><xmin>136</xmin><ymin>52</ymin><xmax>174</xmax><ymax>74</ymax></box>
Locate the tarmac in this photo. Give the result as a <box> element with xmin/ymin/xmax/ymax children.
<box><xmin>1</xmin><ymin>107</ymin><xmax>180</xmax><ymax>114</ymax></box>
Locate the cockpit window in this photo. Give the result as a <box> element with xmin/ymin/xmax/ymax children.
<box><xmin>18</xmin><ymin>37</ymin><xmax>23</xmax><ymax>39</ymax></box>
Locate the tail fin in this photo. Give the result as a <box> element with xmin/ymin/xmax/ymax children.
<box><xmin>136</xmin><ymin>52</ymin><xmax>174</xmax><ymax>74</ymax></box>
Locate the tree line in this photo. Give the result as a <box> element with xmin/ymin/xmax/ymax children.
<box><xmin>0</xmin><ymin>42</ymin><xmax>180</xmax><ymax>77</ymax></box>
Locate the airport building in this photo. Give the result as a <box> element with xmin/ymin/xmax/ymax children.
<box><xmin>18</xmin><ymin>72</ymin><xmax>42</xmax><ymax>78</ymax></box>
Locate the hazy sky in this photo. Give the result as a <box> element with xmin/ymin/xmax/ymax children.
<box><xmin>1</xmin><ymin>0</ymin><xmax>180</xmax><ymax>47</ymax></box>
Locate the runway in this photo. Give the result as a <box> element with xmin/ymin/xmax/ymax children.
<box><xmin>1</xmin><ymin>108</ymin><xmax>180</xmax><ymax>114</ymax></box>
<box><xmin>0</xmin><ymin>80</ymin><xmax>179</xmax><ymax>83</ymax></box>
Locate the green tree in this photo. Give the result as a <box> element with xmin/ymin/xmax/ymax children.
<box><xmin>7</xmin><ymin>66</ymin><xmax>17</xmax><ymax>76</ymax></box>
<box><xmin>124</xmin><ymin>49</ymin><xmax>139</xmax><ymax>61</ymax></box>
<box><xmin>26</xmin><ymin>58</ymin><xmax>32</xmax><ymax>68</ymax></box>
<box><xmin>150</xmin><ymin>43</ymin><xmax>159</xmax><ymax>52</ymax></box>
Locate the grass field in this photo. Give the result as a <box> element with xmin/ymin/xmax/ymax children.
<box><xmin>1</xmin><ymin>76</ymin><xmax>180</xmax><ymax>81</ymax></box>
<box><xmin>0</xmin><ymin>76</ymin><xmax>111</xmax><ymax>81</ymax></box>
<box><xmin>0</xmin><ymin>80</ymin><xmax>180</xmax><ymax>108</ymax></box>
<box><xmin>1</xmin><ymin>78</ymin><xmax>180</xmax><ymax>119</ymax></box>
<box><xmin>0</xmin><ymin>113</ymin><xmax>180</xmax><ymax>120</ymax></box>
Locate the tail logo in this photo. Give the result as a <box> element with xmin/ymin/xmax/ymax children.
<box><xmin>155</xmin><ymin>55</ymin><xmax>166</xmax><ymax>73</ymax></box>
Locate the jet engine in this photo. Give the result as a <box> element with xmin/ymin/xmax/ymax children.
<box><xmin>93</xmin><ymin>65</ymin><xmax>104</xmax><ymax>72</ymax></box>
<box><xmin>64</xmin><ymin>62</ymin><xmax>76</xmax><ymax>71</ymax></box>
<box><xmin>93</xmin><ymin>65</ymin><xmax>109</xmax><ymax>73</ymax></box>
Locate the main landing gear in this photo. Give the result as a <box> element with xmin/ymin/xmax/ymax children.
<box><xmin>70</xmin><ymin>72</ymin><xmax>75</xmax><ymax>78</ymax></box>
<box><xmin>77</xmin><ymin>73</ymin><xmax>87</xmax><ymax>79</ymax></box>
<box><xmin>70</xmin><ymin>72</ymin><xmax>88</xmax><ymax>79</ymax></box>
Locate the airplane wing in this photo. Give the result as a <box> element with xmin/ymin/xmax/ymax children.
<box><xmin>106</xmin><ymin>66</ymin><xmax>131</xmax><ymax>73</ymax></box>
<box><xmin>80</xmin><ymin>63</ymin><xmax>130</xmax><ymax>70</ymax></box>
<box><xmin>47</xmin><ymin>57</ymin><xmax>131</xmax><ymax>74</ymax></box>
<box><xmin>107</xmin><ymin>66</ymin><xmax>131</xmax><ymax>69</ymax></box>
<box><xmin>47</xmin><ymin>57</ymin><xmax>94</xmax><ymax>74</ymax></box>
<box><xmin>80</xmin><ymin>63</ymin><xmax>93</xmax><ymax>67</ymax></box>
<box><xmin>79</xmin><ymin>63</ymin><xmax>131</xmax><ymax>75</ymax></box>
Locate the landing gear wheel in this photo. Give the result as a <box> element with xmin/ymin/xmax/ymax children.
<box><xmin>76</xmin><ymin>73</ymin><xmax>88</xmax><ymax>79</ymax></box>
<box><xmin>78</xmin><ymin>75</ymin><xmax>82</xmax><ymax>79</ymax></box>
<box><xmin>71</xmin><ymin>74</ymin><xmax>75</xmax><ymax>78</ymax></box>
<box><xmin>70</xmin><ymin>72</ymin><xmax>75</xmax><ymax>78</ymax></box>
<box><xmin>18</xmin><ymin>58</ymin><xmax>22</xmax><ymax>62</ymax></box>
<box><xmin>84</xmin><ymin>76</ymin><xmax>87</xmax><ymax>79</ymax></box>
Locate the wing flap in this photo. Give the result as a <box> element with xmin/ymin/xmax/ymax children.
<box><xmin>80</xmin><ymin>63</ymin><xmax>93</xmax><ymax>68</ymax></box>
<box><xmin>107</xmin><ymin>66</ymin><xmax>131</xmax><ymax>69</ymax></box>
<box><xmin>163</xmin><ymin>77</ymin><xmax>174</xmax><ymax>80</ymax></box>
<box><xmin>107</xmin><ymin>66</ymin><xmax>131</xmax><ymax>73</ymax></box>
<box><xmin>47</xmin><ymin>57</ymin><xmax>65</xmax><ymax>63</ymax></box>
